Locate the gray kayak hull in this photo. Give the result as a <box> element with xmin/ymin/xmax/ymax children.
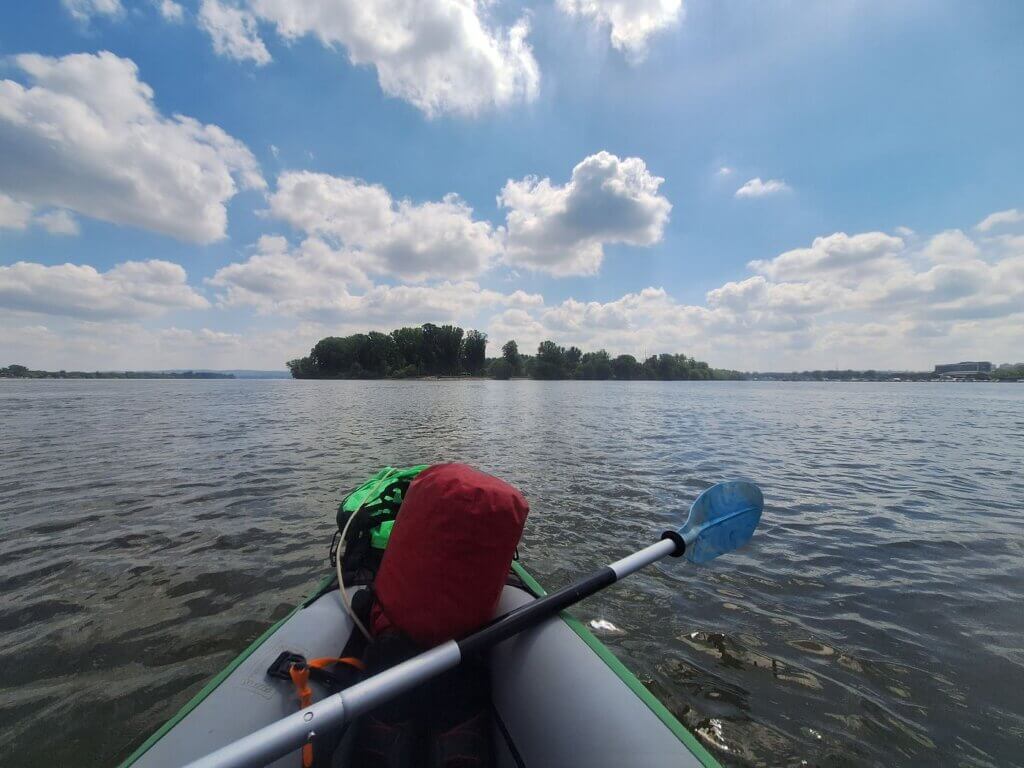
<box><xmin>123</xmin><ymin>572</ymin><xmax>718</xmax><ymax>768</ymax></box>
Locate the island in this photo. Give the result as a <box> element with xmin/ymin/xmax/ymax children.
<box><xmin>286</xmin><ymin>324</ymin><xmax>744</xmax><ymax>380</ymax></box>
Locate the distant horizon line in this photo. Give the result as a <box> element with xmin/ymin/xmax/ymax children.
<box><xmin>6</xmin><ymin>363</ymin><xmax>1021</xmax><ymax>376</ymax></box>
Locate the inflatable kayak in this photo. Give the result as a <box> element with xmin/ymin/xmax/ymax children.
<box><xmin>118</xmin><ymin>561</ymin><xmax>721</xmax><ymax>768</ymax></box>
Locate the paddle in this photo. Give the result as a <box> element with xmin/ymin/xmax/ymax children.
<box><xmin>184</xmin><ymin>480</ymin><xmax>763</xmax><ymax>768</ymax></box>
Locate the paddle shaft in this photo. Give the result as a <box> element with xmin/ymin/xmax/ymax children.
<box><xmin>183</xmin><ymin>536</ymin><xmax>680</xmax><ymax>768</ymax></box>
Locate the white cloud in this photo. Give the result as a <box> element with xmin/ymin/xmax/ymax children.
<box><xmin>62</xmin><ymin>0</ymin><xmax>123</xmax><ymax>22</ymax></box>
<box><xmin>920</xmin><ymin>229</ymin><xmax>979</xmax><ymax>263</ymax></box>
<box><xmin>209</xmin><ymin>234</ymin><xmax>540</xmax><ymax>323</ymax></box>
<box><xmin>716</xmin><ymin>166</ymin><xmax>734</xmax><ymax>177</ymax></box>
<box><xmin>499</xmin><ymin>151</ymin><xmax>671</xmax><ymax>276</ymax></box>
<box><xmin>976</xmin><ymin>208</ymin><xmax>1023</xmax><ymax>233</ymax></box>
<box><xmin>749</xmin><ymin>231</ymin><xmax>904</xmax><ymax>282</ymax></box>
<box><xmin>268</xmin><ymin>171</ymin><xmax>503</xmax><ymax>281</ymax></box>
<box><xmin>0</xmin><ymin>318</ymin><xmax>309</xmax><ymax>371</ymax></box>
<box><xmin>0</xmin><ymin>194</ymin><xmax>33</xmax><ymax>230</ymax></box>
<box><xmin>484</xmin><ymin>225</ymin><xmax>1024</xmax><ymax>370</ymax></box>
<box><xmin>0</xmin><ymin>51</ymin><xmax>264</xmax><ymax>243</ymax></box>
<box><xmin>0</xmin><ymin>260</ymin><xmax>209</xmax><ymax>320</ymax></box>
<box><xmin>208</xmin><ymin>235</ymin><xmax>371</xmax><ymax>315</ymax></box>
<box><xmin>157</xmin><ymin>0</ymin><xmax>185</xmax><ymax>23</ymax></box>
<box><xmin>351</xmin><ymin>281</ymin><xmax>541</xmax><ymax>325</ymax></box>
<box><xmin>706</xmin><ymin>275</ymin><xmax>835</xmax><ymax>314</ymax></box>
<box><xmin>242</xmin><ymin>0</ymin><xmax>539</xmax><ymax>116</ymax></box>
<box><xmin>199</xmin><ymin>0</ymin><xmax>272</xmax><ymax>66</ymax></box>
<box><xmin>35</xmin><ymin>209</ymin><xmax>80</xmax><ymax>236</ymax></box>
<box><xmin>558</xmin><ymin>0</ymin><xmax>683</xmax><ymax>59</ymax></box>
<box><xmin>735</xmin><ymin>177</ymin><xmax>791</xmax><ymax>198</ymax></box>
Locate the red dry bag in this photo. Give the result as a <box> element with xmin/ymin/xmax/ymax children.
<box><xmin>370</xmin><ymin>463</ymin><xmax>529</xmax><ymax>646</ymax></box>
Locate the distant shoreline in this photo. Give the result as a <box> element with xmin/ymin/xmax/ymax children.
<box><xmin>3</xmin><ymin>367</ymin><xmax>1020</xmax><ymax>383</ymax></box>
<box><xmin>1</xmin><ymin>366</ymin><xmax>235</xmax><ymax>379</ymax></box>
<box><xmin>2</xmin><ymin>376</ymin><xmax>1019</xmax><ymax>383</ymax></box>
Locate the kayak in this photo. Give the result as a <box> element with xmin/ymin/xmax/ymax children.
<box><xmin>119</xmin><ymin>561</ymin><xmax>722</xmax><ymax>768</ymax></box>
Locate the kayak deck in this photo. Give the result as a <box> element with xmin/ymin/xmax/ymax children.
<box><xmin>122</xmin><ymin>567</ymin><xmax>719</xmax><ymax>768</ymax></box>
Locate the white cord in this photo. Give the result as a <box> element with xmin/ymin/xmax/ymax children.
<box><xmin>337</xmin><ymin>470</ymin><xmax>395</xmax><ymax>641</ymax></box>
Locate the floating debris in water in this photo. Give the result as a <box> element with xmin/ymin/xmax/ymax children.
<box><xmin>589</xmin><ymin>618</ymin><xmax>624</xmax><ymax>634</ymax></box>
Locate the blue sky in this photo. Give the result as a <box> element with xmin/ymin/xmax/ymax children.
<box><xmin>1</xmin><ymin>0</ymin><xmax>1022</xmax><ymax>370</ymax></box>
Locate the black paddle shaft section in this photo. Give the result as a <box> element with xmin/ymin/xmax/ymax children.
<box><xmin>459</xmin><ymin>567</ymin><xmax>618</xmax><ymax>657</ymax></box>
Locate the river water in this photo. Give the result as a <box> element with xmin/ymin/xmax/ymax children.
<box><xmin>1</xmin><ymin>380</ymin><xmax>1022</xmax><ymax>767</ymax></box>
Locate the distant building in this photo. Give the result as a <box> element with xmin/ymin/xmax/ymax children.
<box><xmin>934</xmin><ymin>361</ymin><xmax>992</xmax><ymax>377</ymax></box>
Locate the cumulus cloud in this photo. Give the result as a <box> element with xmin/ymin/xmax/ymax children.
<box><xmin>0</xmin><ymin>318</ymin><xmax>314</xmax><ymax>371</ymax></box>
<box><xmin>233</xmin><ymin>0</ymin><xmax>539</xmax><ymax>116</ymax></box>
<box><xmin>976</xmin><ymin>208</ymin><xmax>1023</xmax><ymax>233</ymax></box>
<box><xmin>34</xmin><ymin>209</ymin><xmax>80</xmax><ymax>236</ymax></box>
<box><xmin>0</xmin><ymin>195</ymin><xmax>79</xmax><ymax>235</ymax></box>
<box><xmin>499</xmin><ymin>151</ymin><xmax>671</xmax><ymax>276</ymax></box>
<box><xmin>157</xmin><ymin>0</ymin><xmax>185</xmax><ymax>23</ymax></box>
<box><xmin>0</xmin><ymin>51</ymin><xmax>264</xmax><ymax>243</ymax></box>
<box><xmin>62</xmin><ymin>0</ymin><xmax>123</xmax><ymax>22</ymax></box>
<box><xmin>209</xmin><ymin>233</ymin><xmax>540</xmax><ymax>323</ymax></box>
<box><xmin>198</xmin><ymin>0</ymin><xmax>272</xmax><ymax>66</ymax></box>
<box><xmin>735</xmin><ymin>177</ymin><xmax>790</xmax><ymax>198</ymax></box>
<box><xmin>558</xmin><ymin>0</ymin><xmax>683</xmax><ymax>59</ymax></box>
<box><xmin>0</xmin><ymin>260</ymin><xmax>209</xmax><ymax>320</ymax></box>
<box><xmin>0</xmin><ymin>194</ymin><xmax>33</xmax><ymax>230</ymax></box>
<box><xmin>749</xmin><ymin>232</ymin><xmax>904</xmax><ymax>282</ymax></box>
<box><xmin>483</xmin><ymin>225</ymin><xmax>1023</xmax><ymax>370</ymax></box>
<box><xmin>920</xmin><ymin>229</ymin><xmax>979</xmax><ymax>263</ymax></box>
<box><xmin>208</xmin><ymin>235</ymin><xmax>371</xmax><ymax>315</ymax></box>
<box><xmin>268</xmin><ymin>171</ymin><xmax>503</xmax><ymax>281</ymax></box>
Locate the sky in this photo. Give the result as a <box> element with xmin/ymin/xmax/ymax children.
<box><xmin>0</xmin><ymin>0</ymin><xmax>1022</xmax><ymax>372</ymax></box>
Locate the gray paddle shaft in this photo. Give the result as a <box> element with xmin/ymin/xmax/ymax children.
<box><xmin>183</xmin><ymin>641</ymin><xmax>461</xmax><ymax>768</ymax></box>
<box><xmin>183</xmin><ymin>538</ymin><xmax>676</xmax><ymax>768</ymax></box>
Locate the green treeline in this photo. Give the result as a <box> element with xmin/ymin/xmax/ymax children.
<box><xmin>490</xmin><ymin>340</ymin><xmax>741</xmax><ymax>380</ymax></box>
<box><xmin>993</xmin><ymin>365</ymin><xmax>1024</xmax><ymax>381</ymax></box>
<box><xmin>0</xmin><ymin>365</ymin><xmax>234</xmax><ymax>379</ymax></box>
<box><xmin>286</xmin><ymin>325</ymin><xmax>743</xmax><ymax>380</ymax></box>
<box><xmin>288</xmin><ymin>324</ymin><xmax>485</xmax><ymax>378</ymax></box>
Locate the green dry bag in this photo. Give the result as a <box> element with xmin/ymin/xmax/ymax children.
<box><xmin>336</xmin><ymin>465</ymin><xmax>427</xmax><ymax>553</ymax></box>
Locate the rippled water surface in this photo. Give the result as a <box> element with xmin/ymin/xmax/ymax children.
<box><xmin>1</xmin><ymin>380</ymin><xmax>1022</xmax><ymax>767</ymax></box>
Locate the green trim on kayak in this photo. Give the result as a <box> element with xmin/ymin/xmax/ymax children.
<box><xmin>510</xmin><ymin>561</ymin><xmax>722</xmax><ymax>768</ymax></box>
<box><xmin>117</xmin><ymin>574</ymin><xmax>335</xmax><ymax>768</ymax></box>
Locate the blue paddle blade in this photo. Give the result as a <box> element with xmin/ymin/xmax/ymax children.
<box><xmin>677</xmin><ymin>481</ymin><xmax>763</xmax><ymax>563</ymax></box>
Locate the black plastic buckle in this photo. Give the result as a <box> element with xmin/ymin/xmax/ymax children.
<box><xmin>268</xmin><ymin>651</ymin><xmax>307</xmax><ymax>680</ymax></box>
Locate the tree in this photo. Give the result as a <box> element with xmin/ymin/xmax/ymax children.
<box><xmin>286</xmin><ymin>357</ymin><xmax>317</xmax><ymax>378</ymax></box>
<box><xmin>309</xmin><ymin>336</ymin><xmax>358</xmax><ymax>375</ymax></box>
<box><xmin>611</xmin><ymin>354</ymin><xmax>642</xmax><ymax>380</ymax></box>
<box><xmin>565</xmin><ymin>346</ymin><xmax>582</xmax><ymax>376</ymax></box>
<box><xmin>438</xmin><ymin>324</ymin><xmax>464</xmax><ymax>375</ymax></box>
<box><xmin>535</xmin><ymin>340</ymin><xmax>566</xmax><ymax>379</ymax></box>
<box><xmin>461</xmin><ymin>330</ymin><xmax>488</xmax><ymax>375</ymax></box>
<box><xmin>391</xmin><ymin>326</ymin><xmax>424</xmax><ymax>373</ymax></box>
<box><xmin>360</xmin><ymin>331</ymin><xmax>398</xmax><ymax>376</ymax></box>
<box><xmin>502</xmin><ymin>340</ymin><xmax>521</xmax><ymax>375</ymax></box>
<box><xmin>578</xmin><ymin>350</ymin><xmax>612</xmax><ymax>380</ymax></box>
<box><xmin>419</xmin><ymin>323</ymin><xmax>442</xmax><ymax>374</ymax></box>
<box><xmin>489</xmin><ymin>358</ymin><xmax>513</xmax><ymax>379</ymax></box>
<box><xmin>641</xmin><ymin>355</ymin><xmax>659</xmax><ymax>379</ymax></box>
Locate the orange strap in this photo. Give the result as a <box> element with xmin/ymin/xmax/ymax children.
<box><xmin>287</xmin><ymin>665</ymin><xmax>314</xmax><ymax>768</ymax></box>
<box><xmin>287</xmin><ymin>657</ymin><xmax>365</xmax><ymax>768</ymax></box>
<box><xmin>309</xmin><ymin>656</ymin><xmax>365</xmax><ymax>671</ymax></box>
